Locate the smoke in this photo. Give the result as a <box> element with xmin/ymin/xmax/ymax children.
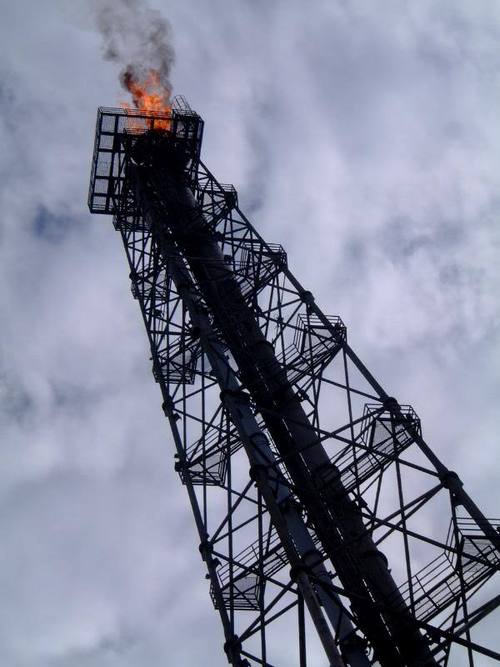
<box><xmin>94</xmin><ymin>0</ymin><xmax>175</xmax><ymax>103</ymax></box>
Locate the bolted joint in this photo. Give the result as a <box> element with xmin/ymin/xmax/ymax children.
<box><xmin>174</xmin><ymin>458</ymin><xmax>187</xmax><ymax>473</ymax></box>
<box><xmin>176</xmin><ymin>279</ymin><xmax>191</xmax><ymax>292</ymax></box>
<box><xmin>278</xmin><ymin>495</ymin><xmax>301</xmax><ymax>513</ymax></box>
<box><xmin>383</xmin><ymin>396</ymin><xmax>399</xmax><ymax>413</ymax></box>
<box><xmin>249</xmin><ymin>463</ymin><xmax>268</xmax><ymax>483</ymax></box>
<box><xmin>223</xmin><ymin>634</ymin><xmax>242</xmax><ymax>662</ymax></box>
<box><xmin>199</xmin><ymin>539</ymin><xmax>213</xmax><ymax>562</ymax></box>
<box><xmin>340</xmin><ymin>631</ymin><xmax>368</xmax><ymax>654</ymax></box>
<box><xmin>354</xmin><ymin>492</ymin><xmax>369</xmax><ymax>509</ymax></box>
<box><xmin>251</xmin><ymin>338</ymin><xmax>275</xmax><ymax>354</ymax></box>
<box><xmin>314</xmin><ymin>461</ymin><xmax>339</xmax><ymax>481</ymax></box>
<box><xmin>439</xmin><ymin>470</ymin><xmax>463</xmax><ymax>492</ymax></box>
<box><xmin>312</xmin><ymin>462</ymin><xmax>341</xmax><ymax>494</ymax></box>
<box><xmin>220</xmin><ymin>388</ymin><xmax>251</xmax><ymax>406</ymax></box>
<box><xmin>301</xmin><ymin>548</ymin><xmax>323</xmax><ymax>570</ymax></box>
<box><xmin>161</xmin><ymin>397</ymin><xmax>175</xmax><ymax>415</ymax></box>
<box><xmin>300</xmin><ymin>290</ymin><xmax>315</xmax><ymax>306</ymax></box>
<box><xmin>289</xmin><ymin>560</ymin><xmax>312</xmax><ymax>583</ymax></box>
<box><xmin>360</xmin><ymin>548</ymin><xmax>389</xmax><ymax>568</ymax></box>
<box><xmin>189</xmin><ymin>325</ymin><xmax>201</xmax><ymax>340</ymax></box>
<box><xmin>224</xmin><ymin>188</ymin><xmax>238</xmax><ymax>208</ymax></box>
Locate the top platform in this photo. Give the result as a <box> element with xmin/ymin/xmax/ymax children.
<box><xmin>88</xmin><ymin>96</ymin><xmax>204</xmax><ymax>215</ymax></box>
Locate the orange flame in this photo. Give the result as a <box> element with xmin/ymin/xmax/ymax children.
<box><xmin>120</xmin><ymin>68</ymin><xmax>172</xmax><ymax>131</ymax></box>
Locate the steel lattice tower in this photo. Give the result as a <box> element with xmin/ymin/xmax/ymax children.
<box><xmin>88</xmin><ymin>99</ymin><xmax>499</xmax><ymax>666</ymax></box>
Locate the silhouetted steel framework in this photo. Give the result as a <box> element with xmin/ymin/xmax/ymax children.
<box><xmin>88</xmin><ymin>99</ymin><xmax>499</xmax><ymax>666</ymax></box>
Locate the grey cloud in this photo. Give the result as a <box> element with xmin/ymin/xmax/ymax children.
<box><xmin>0</xmin><ymin>0</ymin><xmax>498</xmax><ymax>665</ymax></box>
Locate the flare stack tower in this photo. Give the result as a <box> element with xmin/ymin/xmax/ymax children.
<box><xmin>88</xmin><ymin>99</ymin><xmax>500</xmax><ymax>666</ymax></box>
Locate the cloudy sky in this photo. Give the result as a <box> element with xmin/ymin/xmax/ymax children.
<box><xmin>0</xmin><ymin>1</ymin><xmax>499</xmax><ymax>665</ymax></box>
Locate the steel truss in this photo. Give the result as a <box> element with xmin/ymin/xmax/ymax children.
<box><xmin>88</xmin><ymin>100</ymin><xmax>500</xmax><ymax>666</ymax></box>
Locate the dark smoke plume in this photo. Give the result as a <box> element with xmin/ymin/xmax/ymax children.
<box><xmin>94</xmin><ymin>0</ymin><xmax>175</xmax><ymax>102</ymax></box>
